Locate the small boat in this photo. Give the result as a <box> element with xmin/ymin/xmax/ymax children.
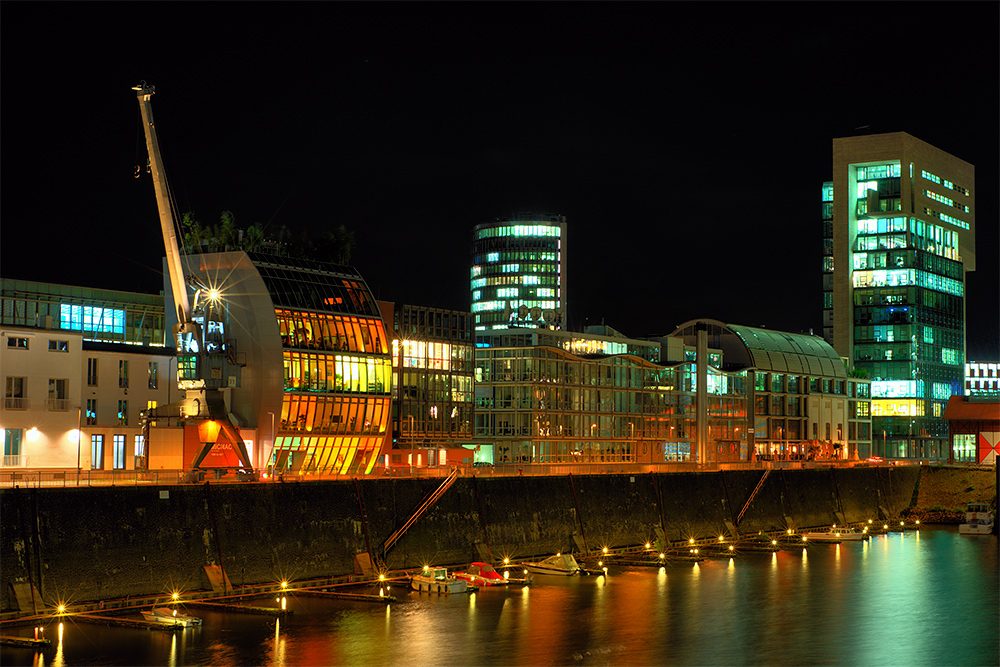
<box><xmin>522</xmin><ymin>553</ymin><xmax>582</xmax><ymax>576</ymax></box>
<box><xmin>801</xmin><ymin>525</ymin><xmax>868</xmax><ymax>543</ymax></box>
<box><xmin>410</xmin><ymin>567</ymin><xmax>469</xmax><ymax>594</ymax></box>
<box><xmin>959</xmin><ymin>503</ymin><xmax>995</xmax><ymax>535</ymax></box>
<box><xmin>454</xmin><ymin>562</ymin><xmax>531</xmax><ymax>587</ymax></box>
<box><xmin>141</xmin><ymin>607</ymin><xmax>202</xmax><ymax>627</ymax></box>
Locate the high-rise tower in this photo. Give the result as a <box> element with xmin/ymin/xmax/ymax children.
<box><xmin>470</xmin><ymin>213</ymin><xmax>567</xmax><ymax>332</ymax></box>
<box><xmin>827</xmin><ymin>132</ymin><xmax>975</xmax><ymax>459</ymax></box>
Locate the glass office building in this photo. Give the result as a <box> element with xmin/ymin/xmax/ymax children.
<box><xmin>471</xmin><ymin>213</ymin><xmax>567</xmax><ymax>331</ymax></box>
<box><xmin>474</xmin><ymin>326</ymin><xmax>747</xmax><ymax>465</ymax></box>
<box><xmin>828</xmin><ymin>133</ymin><xmax>975</xmax><ymax>459</ymax></box>
<box><xmin>378</xmin><ymin>302</ymin><xmax>475</xmax><ymax>467</ymax></box>
<box><xmin>169</xmin><ymin>251</ymin><xmax>391</xmax><ymax>475</ymax></box>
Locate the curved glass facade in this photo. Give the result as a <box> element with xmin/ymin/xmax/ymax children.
<box><xmin>247</xmin><ymin>254</ymin><xmax>390</xmax><ymax>476</ymax></box>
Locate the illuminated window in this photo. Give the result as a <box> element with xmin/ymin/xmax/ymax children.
<box><xmin>487</xmin><ymin>252</ymin><xmax>499</xmax><ymax>262</ymax></box>
<box><xmin>856</xmin><ymin>164</ymin><xmax>900</xmax><ymax>180</ymax></box>
<box><xmin>61</xmin><ymin>304</ymin><xmax>125</xmax><ymax>335</ymax></box>
<box><xmin>86</xmin><ymin>399</ymin><xmax>98</xmax><ymax>425</ymax></box>
<box><xmin>113</xmin><ymin>435</ymin><xmax>126</xmax><ymax>470</ymax></box>
<box><xmin>91</xmin><ymin>434</ymin><xmax>104</xmax><ymax>470</ymax></box>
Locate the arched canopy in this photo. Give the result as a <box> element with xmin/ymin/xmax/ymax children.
<box><xmin>670</xmin><ymin>319</ymin><xmax>846</xmax><ymax>378</ymax></box>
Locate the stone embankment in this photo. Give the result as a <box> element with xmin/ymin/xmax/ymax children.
<box><xmin>0</xmin><ymin>466</ymin><xmax>925</xmax><ymax>610</ymax></box>
<box><xmin>901</xmin><ymin>465</ymin><xmax>997</xmax><ymax>524</ymax></box>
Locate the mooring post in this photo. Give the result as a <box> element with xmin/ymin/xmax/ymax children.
<box><xmin>354</xmin><ymin>478</ymin><xmax>377</xmax><ymax>569</ymax></box>
<box><xmin>472</xmin><ymin>475</ymin><xmax>493</xmax><ymax>561</ymax></box>
<box><xmin>650</xmin><ymin>472</ymin><xmax>668</xmax><ymax>548</ymax></box>
<box><xmin>204</xmin><ymin>481</ymin><xmax>227</xmax><ymax>595</ymax></box>
<box><xmin>568</xmin><ymin>473</ymin><xmax>590</xmax><ymax>554</ymax></box>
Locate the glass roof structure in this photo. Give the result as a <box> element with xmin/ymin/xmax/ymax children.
<box><xmin>728</xmin><ymin>325</ymin><xmax>846</xmax><ymax>378</ymax></box>
<box><xmin>671</xmin><ymin>319</ymin><xmax>846</xmax><ymax>378</ymax></box>
<box><xmin>247</xmin><ymin>253</ymin><xmax>380</xmax><ymax>317</ymax></box>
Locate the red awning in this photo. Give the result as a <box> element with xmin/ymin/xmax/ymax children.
<box><xmin>942</xmin><ymin>395</ymin><xmax>1000</xmax><ymax>422</ymax></box>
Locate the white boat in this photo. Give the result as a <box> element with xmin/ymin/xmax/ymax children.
<box><xmin>959</xmin><ymin>503</ymin><xmax>995</xmax><ymax>535</ymax></box>
<box><xmin>141</xmin><ymin>607</ymin><xmax>202</xmax><ymax>627</ymax></box>
<box><xmin>802</xmin><ymin>525</ymin><xmax>869</xmax><ymax>543</ymax></box>
<box><xmin>410</xmin><ymin>567</ymin><xmax>469</xmax><ymax>594</ymax></box>
<box><xmin>522</xmin><ymin>553</ymin><xmax>582</xmax><ymax>576</ymax></box>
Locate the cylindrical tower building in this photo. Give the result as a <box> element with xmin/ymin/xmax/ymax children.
<box><xmin>470</xmin><ymin>213</ymin><xmax>567</xmax><ymax>332</ymax></box>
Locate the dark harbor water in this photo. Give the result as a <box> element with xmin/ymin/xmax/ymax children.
<box><xmin>4</xmin><ymin>527</ymin><xmax>997</xmax><ymax>667</ymax></box>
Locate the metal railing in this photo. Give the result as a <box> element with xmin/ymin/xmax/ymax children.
<box><xmin>46</xmin><ymin>398</ymin><xmax>71</xmax><ymax>411</ymax></box>
<box><xmin>2</xmin><ymin>455</ymin><xmax>28</xmax><ymax>468</ymax></box>
<box><xmin>0</xmin><ymin>458</ymin><xmax>927</xmax><ymax>489</ymax></box>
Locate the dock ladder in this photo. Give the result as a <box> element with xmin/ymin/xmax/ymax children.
<box><xmin>381</xmin><ymin>468</ymin><xmax>461</xmax><ymax>559</ymax></box>
<box><xmin>736</xmin><ymin>469</ymin><xmax>771</xmax><ymax>526</ymax></box>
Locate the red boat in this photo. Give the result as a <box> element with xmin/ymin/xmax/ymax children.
<box><xmin>454</xmin><ymin>562</ymin><xmax>531</xmax><ymax>587</ymax></box>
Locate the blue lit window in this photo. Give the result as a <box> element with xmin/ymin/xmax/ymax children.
<box><xmin>60</xmin><ymin>304</ymin><xmax>125</xmax><ymax>334</ymax></box>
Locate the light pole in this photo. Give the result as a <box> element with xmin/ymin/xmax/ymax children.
<box><xmin>265</xmin><ymin>411</ymin><xmax>276</xmax><ymax>477</ymax></box>
<box><xmin>76</xmin><ymin>405</ymin><xmax>82</xmax><ymax>484</ymax></box>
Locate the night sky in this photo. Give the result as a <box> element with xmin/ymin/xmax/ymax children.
<box><xmin>2</xmin><ymin>3</ymin><xmax>997</xmax><ymax>358</ymax></box>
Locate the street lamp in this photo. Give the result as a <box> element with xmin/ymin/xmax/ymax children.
<box><xmin>265</xmin><ymin>411</ymin><xmax>276</xmax><ymax>477</ymax></box>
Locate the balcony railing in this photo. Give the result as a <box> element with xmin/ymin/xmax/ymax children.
<box><xmin>3</xmin><ymin>397</ymin><xmax>28</xmax><ymax>410</ymax></box>
<box><xmin>2</xmin><ymin>455</ymin><xmax>28</xmax><ymax>467</ymax></box>
<box><xmin>47</xmin><ymin>398</ymin><xmax>71</xmax><ymax>411</ymax></box>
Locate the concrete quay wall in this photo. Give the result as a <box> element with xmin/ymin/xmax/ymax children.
<box><xmin>0</xmin><ymin>466</ymin><xmax>919</xmax><ymax>610</ymax></box>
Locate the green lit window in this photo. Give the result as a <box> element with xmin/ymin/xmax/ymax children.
<box><xmin>924</xmin><ymin>189</ymin><xmax>969</xmax><ymax>213</ymax></box>
<box><xmin>921</xmin><ymin>169</ymin><xmax>941</xmax><ymax>185</ymax></box>
<box><xmin>487</xmin><ymin>252</ymin><xmax>499</xmax><ymax>262</ymax></box>
<box><xmin>942</xmin><ymin>348</ymin><xmax>961</xmax><ymax>365</ymax></box>
<box><xmin>856</xmin><ymin>164</ymin><xmax>900</xmax><ymax>180</ymax></box>
<box><xmin>932</xmin><ymin>382</ymin><xmax>952</xmax><ymax>400</ymax></box>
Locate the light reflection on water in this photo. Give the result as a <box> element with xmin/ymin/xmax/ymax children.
<box><xmin>3</xmin><ymin>527</ymin><xmax>996</xmax><ymax>667</ymax></box>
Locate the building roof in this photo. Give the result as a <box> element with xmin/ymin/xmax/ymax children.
<box><xmin>943</xmin><ymin>395</ymin><xmax>1000</xmax><ymax>422</ymax></box>
<box><xmin>671</xmin><ymin>319</ymin><xmax>847</xmax><ymax>377</ymax></box>
<box><xmin>729</xmin><ymin>325</ymin><xmax>846</xmax><ymax>377</ymax></box>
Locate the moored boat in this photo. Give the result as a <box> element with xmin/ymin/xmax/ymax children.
<box><xmin>141</xmin><ymin>607</ymin><xmax>202</xmax><ymax>627</ymax></box>
<box><xmin>959</xmin><ymin>503</ymin><xmax>995</xmax><ymax>535</ymax></box>
<box><xmin>455</xmin><ymin>562</ymin><xmax>531</xmax><ymax>587</ymax></box>
<box><xmin>410</xmin><ymin>567</ymin><xmax>469</xmax><ymax>594</ymax></box>
<box><xmin>522</xmin><ymin>553</ymin><xmax>582</xmax><ymax>576</ymax></box>
<box><xmin>802</xmin><ymin>525</ymin><xmax>868</xmax><ymax>543</ymax></box>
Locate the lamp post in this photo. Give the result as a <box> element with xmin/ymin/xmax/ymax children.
<box><xmin>265</xmin><ymin>411</ymin><xmax>275</xmax><ymax>478</ymax></box>
<box><xmin>76</xmin><ymin>405</ymin><xmax>82</xmax><ymax>484</ymax></box>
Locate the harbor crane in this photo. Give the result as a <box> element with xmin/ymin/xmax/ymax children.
<box><xmin>133</xmin><ymin>82</ymin><xmax>254</xmax><ymax>478</ymax></box>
